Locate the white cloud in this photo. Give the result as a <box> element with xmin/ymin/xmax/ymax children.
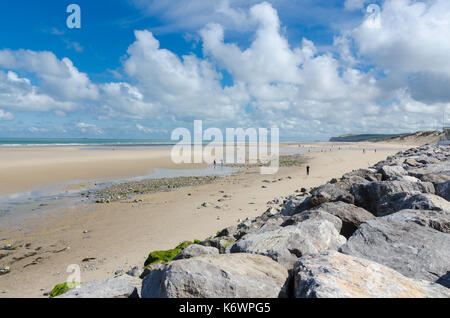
<box><xmin>0</xmin><ymin>109</ymin><xmax>14</xmax><ymax>121</ymax></box>
<box><xmin>28</xmin><ymin>127</ymin><xmax>49</xmax><ymax>133</ymax></box>
<box><xmin>76</xmin><ymin>122</ymin><xmax>103</xmax><ymax>135</ymax></box>
<box><xmin>0</xmin><ymin>49</ymin><xmax>98</xmax><ymax>101</ymax></box>
<box><xmin>0</xmin><ymin>70</ymin><xmax>76</xmax><ymax>112</ymax></box>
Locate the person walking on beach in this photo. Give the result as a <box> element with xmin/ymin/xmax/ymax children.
<box><xmin>306</xmin><ymin>165</ymin><xmax>310</xmax><ymax>176</ymax></box>
<box><xmin>213</xmin><ymin>159</ymin><xmax>216</xmax><ymax>168</ymax></box>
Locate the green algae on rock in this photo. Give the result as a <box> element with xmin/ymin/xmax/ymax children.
<box><xmin>49</xmin><ymin>282</ymin><xmax>81</xmax><ymax>298</ymax></box>
<box><xmin>144</xmin><ymin>240</ymin><xmax>200</xmax><ymax>267</ymax></box>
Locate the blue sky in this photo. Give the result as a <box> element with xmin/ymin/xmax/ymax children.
<box><xmin>0</xmin><ymin>0</ymin><xmax>448</xmax><ymax>140</ymax></box>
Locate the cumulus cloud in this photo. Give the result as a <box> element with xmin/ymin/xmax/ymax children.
<box><xmin>0</xmin><ymin>109</ymin><xmax>14</xmax><ymax>121</ymax></box>
<box><xmin>0</xmin><ymin>49</ymin><xmax>98</xmax><ymax>102</ymax></box>
<box><xmin>0</xmin><ymin>70</ymin><xmax>76</xmax><ymax>112</ymax></box>
<box><xmin>76</xmin><ymin>122</ymin><xmax>103</xmax><ymax>135</ymax></box>
<box><xmin>122</xmin><ymin>29</ymin><xmax>249</xmax><ymax>123</ymax></box>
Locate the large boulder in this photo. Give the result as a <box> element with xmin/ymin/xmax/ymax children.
<box><xmin>141</xmin><ymin>254</ymin><xmax>289</xmax><ymax>298</ymax></box>
<box><xmin>199</xmin><ymin>236</ymin><xmax>236</xmax><ymax>254</ymax></box>
<box><xmin>351</xmin><ymin>180</ymin><xmax>435</xmax><ymax>215</ymax></box>
<box><xmin>173</xmin><ymin>244</ymin><xmax>219</xmax><ymax>260</ymax></box>
<box><xmin>342</xmin><ymin>168</ymin><xmax>381</xmax><ymax>182</ymax></box>
<box><xmin>335</xmin><ymin>176</ymin><xmax>369</xmax><ymax>192</ymax></box>
<box><xmin>435</xmin><ymin>181</ymin><xmax>450</xmax><ymax>201</ymax></box>
<box><xmin>420</xmin><ymin>173</ymin><xmax>450</xmax><ymax>183</ymax></box>
<box><xmin>230</xmin><ymin>219</ymin><xmax>346</xmax><ymax>269</ymax></box>
<box><xmin>378</xmin><ymin>193</ymin><xmax>450</xmax><ymax>216</ymax></box>
<box><xmin>382</xmin><ymin>209</ymin><xmax>450</xmax><ymax>234</ymax></box>
<box><xmin>310</xmin><ymin>184</ymin><xmax>354</xmax><ymax>205</ymax></box>
<box><xmin>380</xmin><ymin>165</ymin><xmax>407</xmax><ymax>180</ymax></box>
<box><xmin>309</xmin><ymin>201</ymin><xmax>375</xmax><ymax>238</ymax></box>
<box><xmin>281</xmin><ymin>184</ymin><xmax>355</xmax><ymax>216</ymax></box>
<box><xmin>294</xmin><ymin>251</ymin><xmax>450</xmax><ymax>298</ymax></box>
<box><xmin>280</xmin><ymin>197</ymin><xmax>308</xmax><ymax>216</ymax></box>
<box><xmin>57</xmin><ymin>275</ymin><xmax>141</xmax><ymax>298</ymax></box>
<box><xmin>340</xmin><ymin>218</ymin><xmax>450</xmax><ymax>287</ymax></box>
<box><xmin>281</xmin><ymin>210</ymin><xmax>342</xmax><ymax>233</ymax></box>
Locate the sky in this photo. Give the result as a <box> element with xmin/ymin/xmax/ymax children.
<box><xmin>0</xmin><ymin>0</ymin><xmax>449</xmax><ymax>141</ymax></box>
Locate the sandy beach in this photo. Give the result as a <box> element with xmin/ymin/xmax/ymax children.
<box><xmin>0</xmin><ymin>142</ymin><xmax>407</xmax><ymax>297</ymax></box>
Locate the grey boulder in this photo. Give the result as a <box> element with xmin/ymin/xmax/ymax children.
<box><xmin>378</xmin><ymin>193</ymin><xmax>450</xmax><ymax>216</ymax></box>
<box><xmin>380</xmin><ymin>165</ymin><xmax>407</xmax><ymax>180</ymax></box>
<box><xmin>281</xmin><ymin>210</ymin><xmax>342</xmax><ymax>233</ymax></box>
<box><xmin>310</xmin><ymin>183</ymin><xmax>355</xmax><ymax>205</ymax></box>
<box><xmin>435</xmin><ymin>181</ymin><xmax>450</xmax><ymax>201</ymax></box>
<box><xmin>382</xmin><ymin>209</ymin><xmax>450</xmax><ymax>234</ymax></box>
<box><xmin>141</xmin><ymin>253</ymin><xmax>289</xmax><ymax>298</ymax></box>
<box><xmin>57</xmin><ymin>275</ymin><xmax>141</xmax><ymax>298</ymax></box>
<box><xmin>340</xmin><ymin>218</ymin><xmax>450</xmax><ymax>287</ymax></box>
<box><xmin>351</xmin><ymin>180</ymin><xmax>435</xmax><ymax>215</ymax></box>
<box><xmin>309</xmin><ymin>201</ymin><xmax>375</xmax><ymax>238</ymax></box>
<box><xmin>230</xmin><ymin>219</ymin><xmax>346</xmax><ymax>269</ymax></box>
<box><xmin>294</xmin><ymin>251</ymin><xmax>450</xmax><ymax>298</ymax></box>
<box><xmin>173</xmin><ymin>244</ymin><xmax>219</xmax><ymax>260</ymax></box>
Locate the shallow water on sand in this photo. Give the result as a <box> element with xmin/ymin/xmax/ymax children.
<box><xmin>0</xmin><ymin>166</ymin><xmax>238</xmax><ymax>230</ymax></box>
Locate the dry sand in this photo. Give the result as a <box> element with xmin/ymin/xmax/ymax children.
<box><xmin>0</xmin><ymin>142</ymin><xmax>407</xmax><ymax>297</ymax></box>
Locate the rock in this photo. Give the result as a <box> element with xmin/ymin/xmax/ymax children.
<box><xmin>380</xmin><ymin>165</ymin><xmax>407</xmax><ymax>180</ymax></box>
<box><xmin>340</xmin><ymin>218</ymin><xmax>450</xmax><ymax>287</ymax></box>
<box><xmin>392</xmin><ymin>175</ymin><xmax>421</xmax><ymax>183</ymax></box>
<box><xmin>173</xmin><ymin>244</ymin><xmax>219</xmax><ymax>260</ymax></box>
<box><xmin>280</xmin><ymin>197</ymin><xmax>308</xmax><ymax>216</ymax></box>
<box><xmin>230</xmin><ymin>219</ymin><xmax>346</xmax><ymax>269</ymax></box>
<box><xmin>114</xmin><ymin>269</ymin><xmax>124</xmax><ymax>276</ymax></box>
<box><xmin>420</xmin><ymin>173</ymin><xmax>450</xmax><ymax>183</ymax></box>
<box><xmin>58</xmin><ymin>275</ymin><xmax>141</xmax><ymax>298</ymax></box>
<box><xmin>351</xmin><ymin>180</ymin><xmax>435</xmax><ymax>215</ymax></box>
<box><xmin>126</xmin><ymin>266</ymin><xmax>141</xmax><ymax>278</ymax></box>
<box><xmin>435</xmin><ymin>181</ymin><xmax>450</xmax><ymax>201</ymax></box>
<box><xmin>378</xmin><ymin>193</ymin><xmax>450</xmax><ymax>216</ymax></box>
<box><xmin>342</xmin><ymin>168</ymin><xmax>381</xmax><ymax>182</ymax></box>
<box><xmin>310</xmin><ymin>183</ymin><xmax>354</xmax><ymax>205</ymax></box>
<box><xmin>294</xmin><ymin>251</ymin><xmax>450</xmax><ymax>298</ymax></box>
<box><xmin>335</xmin><ymin>176</ymin><xmax>369</xmax><ymax>192</ymax></box>
<box><xmin>141</xmin><ymin>254</ymin><xmax>289</xmax><ymax>298</ymax></box>
<box><xmin>216</xmin><ymin>225</ymin><xmax>238</xmax><ymax>238</ymax></box>
<box><xmin>139</xmin><ymin>264</ymin><xmax>163</xmax><ymax>279</ymax></box>
<box><xmin>309</xmin><ymin>201</ymin><xmax>375</xmax><ymax>238</ymax></box>
<box><xmin>199</xmin><ymin>237</ymin><xmax>236</xmax><ymax>254</ymax></box>
<box><xmin>408</xmin><ymin>163</ymin><xmax>450</xmax><ymax>180</ymax></box>
<box><xmin>0</xmin><ymin>266</ymin><xmax>10</xmax><ymax>275</ymax></box>
<box><xmin>404</xmin><ymin>158</ymin><xmax>421</xmax><ymax>167</ymax></box>
<box><xmin>382</xmin><ymin>209</ymin><xmax>450</xmax><ymax>234</ymax></box>
<box><xmin>281</xmin><ymin>210</ymin><xmax>342</xmax><ymax>233</ymax></box>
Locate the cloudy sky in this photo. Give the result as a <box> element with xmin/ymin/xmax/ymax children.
<box><xmin>0</xmin><ymin>0</ymin><xmax>449</xmax><ymax>140</ymax></box>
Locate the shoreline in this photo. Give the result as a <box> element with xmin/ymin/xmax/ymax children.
<box><xmin>0</xmin><ymin>142</ymin><xmax>407</xmax><ymax>297</ymax></box>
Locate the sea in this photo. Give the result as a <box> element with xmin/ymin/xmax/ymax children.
<box><xmin>0</xmin><ymin>138</ymin><xmax>176</xmax><ymax>147</ymax></box>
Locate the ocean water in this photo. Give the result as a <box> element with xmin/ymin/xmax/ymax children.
<box><xmin>0</xmin><ymin>138</ymin><xmax>175</xmax><ymax>147</ymax></box>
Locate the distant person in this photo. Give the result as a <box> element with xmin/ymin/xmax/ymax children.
<box><xmin>363</xmin><ymin>149</ymin><xmax>366</xmax><ymax>154</ymax></box>
<box><xmin>374</xmin><ymin>149</ymin><xmax>377</xmax><ymax>153</ymax></box>
<box><xmin>213</xmin><ymin>159</ymin><xmax>216</xmax><ymax>168</ymax></box>
<box><xmin>306</xmin><ymin>165</ymin><xmax>310</xmax><ymax>176</ymax></box>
